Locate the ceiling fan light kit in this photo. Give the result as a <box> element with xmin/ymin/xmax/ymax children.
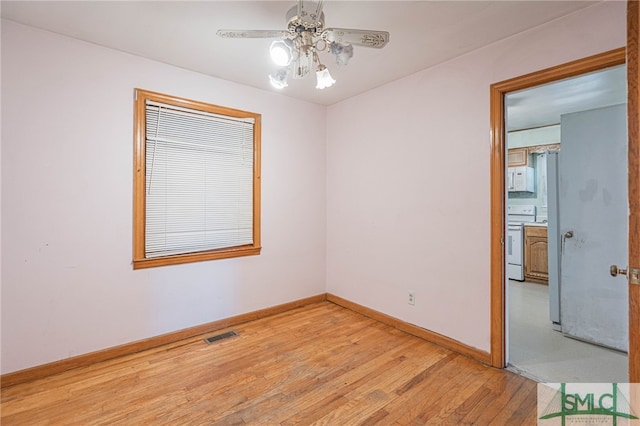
<box><xmin>217</xmin><ymin>0</ymin><xmax>389</xmax><ymax>90</ymax></box>
<box><xmin>315</xmin><ymin>64</ymin><xmax>336</xmax><ymax>89</ymax></box>
<box><xmin>269</xmin><ymin>40</ymin><xmax>293</xmax><ymax>67</ymax></box>
<box><xmin>269</xmin><ymin>68</ymin><xmax>289</xmax><ymax>89</ymax></box>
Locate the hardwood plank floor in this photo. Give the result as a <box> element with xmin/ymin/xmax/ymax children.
<box><xmin>1</xmin><ymin>302</ymin><xmax>537</xmax><ymax>425</ymax></box>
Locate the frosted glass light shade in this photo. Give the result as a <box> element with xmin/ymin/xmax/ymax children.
<box><xmin>315</xmin><ymin>65</ymin><xmax>335</xmax><ymax>89</ymax></box>
<box><xmin>269</xmin><ymin>68</ymin><xmax>289</xmax><ymax>89</ymax></box>
<box><xmin>270</xmin><ymin>40</ymin><xmax>292</xmax><ymax>67</ymax></box>
<box><xmin>330</xmin><ymin>43</ymin><xmax>353</xmax><ymax>67</ymax></box>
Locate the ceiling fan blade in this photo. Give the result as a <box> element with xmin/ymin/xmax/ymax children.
<box><xmin>217</xmin><ymin>29</ymin><xmax>289</xmax><ymax>39</ymax></box>
<box><xmin>323</xmin><ymin>28</ymin><xmax>389</xmax><ymax>48</ymax></box>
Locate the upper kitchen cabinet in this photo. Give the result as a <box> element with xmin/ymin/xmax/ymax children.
<box><xmin>527</xmin><ymin>143</ymin><xmax>560</xmax><ymax>154</ymax></box>
<box><xmin>507</xmin><ymin>125</ymin><xmax>560</xmax><ymax>166</ymax></box>
<box><xmin>508</xmin><ymin>147</ymin><xmax>530</xmax><ymax>166</ymax></box>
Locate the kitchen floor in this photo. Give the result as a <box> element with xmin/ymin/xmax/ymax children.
<box><xmin>508</xmin><ymin>280</ymin><xmax>628</xmax><ymax>383</ymax></box>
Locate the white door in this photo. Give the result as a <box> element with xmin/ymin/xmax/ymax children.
<box><xmin>559</xmin><ymin>103</ymin><xmax>628</xmax><ymax>351</ymax></box>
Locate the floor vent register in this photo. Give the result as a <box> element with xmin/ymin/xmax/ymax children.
<box><xmin>204</xmin><ymin>330</ymin><xmax>239</xmax><ymax>345</ymax></box>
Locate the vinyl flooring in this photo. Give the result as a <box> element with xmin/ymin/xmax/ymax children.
<box><xmin>508</xmin><ymin>280</ymin><xmax>628</xmax><ymax>382</ymax></box>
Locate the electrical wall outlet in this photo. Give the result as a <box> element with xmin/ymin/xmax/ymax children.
<box><xmin>408</xmin><ymin>291</ymin><xmax>415</xmax><ymax>306</ymax></box>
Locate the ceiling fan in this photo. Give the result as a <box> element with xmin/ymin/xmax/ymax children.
<box><xmin>217</xmin><ymin>0</ymin><xmax>390</xmax><ymax>89</ymax></box>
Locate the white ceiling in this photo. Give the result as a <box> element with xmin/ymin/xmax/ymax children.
<box><xmin>507</xmin><ymin>65</ymin><xmax>627</xmax><ymax>131</ymax></box>
<box><xmin>4</xmin><ymin>1</ymin><xmax>625</xmax><ymax>131</ymax></box>
<box><xmin>2</xmin><ymin>0</ymin><xmax>600</xmax><ymax>108</ymax></box>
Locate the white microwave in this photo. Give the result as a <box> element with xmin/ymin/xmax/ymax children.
<box><xmin>507</xmin><ymin>166</ymin><xmax>534</xmax><ymax>192</ymax></box>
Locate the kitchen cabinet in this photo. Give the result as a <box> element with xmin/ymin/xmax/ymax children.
<box><xmin>508</xmin><ymin>148</ymin><xmax>530</xmax><ymax>167</ymax></box>
<box><xmin>524</xmin><ymin>226</ymin><xmax>548</xmax><ymax>283</ymax></box>
<box><xmin>527</xmin><ymin>143</ymin><xmax>560</xmax><ymax>154</ymax></box>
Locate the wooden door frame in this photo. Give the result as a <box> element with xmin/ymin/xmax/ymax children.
<box><xmin>627</xmin><ymin>0</ymin><xmax>639</xmax><ymax>384</ymax></box>
<box><xmin>488</xmin><ymin>48</ymin><xmax>636</xmax><ymax>375</ymax></box>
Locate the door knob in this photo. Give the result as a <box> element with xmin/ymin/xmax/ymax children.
<box><xmin>610</xmin><ymin>265</ymin><xmax>628</xmax><ymax>277</ymax></box>
<box><xmin>561</xmin><ymin>230</ymin><xmax>574</xmax><ymax>255</ymax></box>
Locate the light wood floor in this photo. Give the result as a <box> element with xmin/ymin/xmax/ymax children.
<box><xmin>1</xmin><ymin>302</ymin><xmax>537</xmax><ymax>425</ymax></box>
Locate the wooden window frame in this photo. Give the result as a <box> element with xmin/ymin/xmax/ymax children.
<box><xmin>132</xmin><ymin>89</ymin><xmax>261</xmax><ymax>269</ymax></box>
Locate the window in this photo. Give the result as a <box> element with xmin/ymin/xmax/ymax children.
<box><xmin>133</xmin><ymin>89</ymin><xmax>261</xmax><ymax>269</ymax></box>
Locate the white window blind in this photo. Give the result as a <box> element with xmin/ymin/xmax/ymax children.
<box><xmin>144</xmin><ymin>100</ymin><xmax>255</xmax><ymax>258</ymax></box>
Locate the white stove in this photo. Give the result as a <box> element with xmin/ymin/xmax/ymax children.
<box><xmin>507</xmin><ymin>205</ymin><xmax>536</xmax><ymax>281</ymax></box>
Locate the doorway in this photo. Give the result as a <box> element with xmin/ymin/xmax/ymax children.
<box><xmin>488</xmin><ymin>47</ymin><xmax>639</xmax><ymax>380</ymax></box>
<box><xmin>504</xmin><ymin>69</ymin><xmax>628</xmax><ymax>381</ymax></box>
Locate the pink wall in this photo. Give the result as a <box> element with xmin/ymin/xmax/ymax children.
<box><xmin>325</xmin><ymin>1</ymin><xmax>627</xmax><ymax>352</ymax></box>
<box><xmin>1</xmin><ymin>20</ymin><xmax>327</xmax><ymax>373</ymax></box>
<box><xmin>1</xmin><ymin>1</ymin><xmax>628</xmax><ymax>374</ymax></box>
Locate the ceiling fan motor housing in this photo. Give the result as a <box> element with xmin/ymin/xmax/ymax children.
<box><xmin>286</xmin><ymin>5</ymin><xmax>325</xmax><ymax>35</ymax></box>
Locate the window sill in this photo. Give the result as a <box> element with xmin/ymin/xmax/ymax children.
<box><xmin>133</xmin><ymin>246</ymin><xmax>261</xmax><ymax>270</ymax></box>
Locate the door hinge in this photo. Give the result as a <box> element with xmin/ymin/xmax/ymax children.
<box><xmin>630</xmin><ymin>267</ymin><xmax>640</xmax><ymax>286</ymax></box>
